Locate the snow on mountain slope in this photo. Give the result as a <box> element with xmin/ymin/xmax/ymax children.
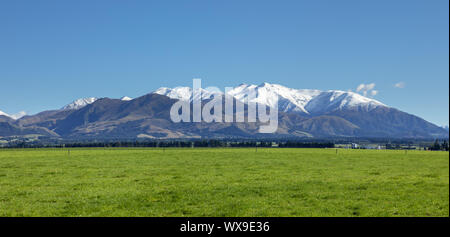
<box><xmin>227</xmin><ymin>83</ymin><xmax>322</xmax><ymax>114</ymax></box>
<box><xmin>154</xmin><ymin>87</ymin><xmax>221</xmax><ymax>102</ymax></box>
<box><xmin>0</xmin><ymin>110</ymin><xmax>9</xmax><ymax>117</ymax></box>
<box><xmin>0</xmin><ymin>110</ymin><xmax>27</xmax><ymax>119</ymax></box>
<box><xmin>9</xmin><ymin>111</ymin><xmax>27</xmax><ymax>120</ymax></box>
<box><xmin>120</xmin><ymin>96</ymin><xmax>133</xmax><ymax>101</ymax></box>
<box><xmin>61</xmin><ymin>97</ymin><xmax>98</xmax><ymax>110</ymax></box>
<box><xmin>154</xmin><ymin>82</ymin><xmax>387</xmax><ymax>114</ymax></box>
<box><xmin>305</xmin><ymin>90</ymin><xmax>386</xmax><ymax>114</ymax></box>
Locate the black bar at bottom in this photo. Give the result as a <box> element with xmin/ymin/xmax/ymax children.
<box><xmin>0</xmin><ymin>217</ymin><xmax>448</xmax><ymax>236</ymax></box>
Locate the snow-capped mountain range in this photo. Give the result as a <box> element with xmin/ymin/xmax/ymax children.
<box><xmin>1</xmin><ymin>83</ymin><xmax>448</xmax><ymax>139</ymax></box>
<box><xmin>3</xmin><ymin>81</ymin><xmax>386</xmax><ymax>120</ymax></box>
<box><xmin>31</xmin><ymin>82</ymin><xmax>385</xmax><ymax>116</ymax></box>
<box><xmin>154</xmin><ymin>82</ymin><xmax>387</xmax><ymax>115</ymax></box>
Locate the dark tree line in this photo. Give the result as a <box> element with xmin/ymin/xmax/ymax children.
<box><xmin>5</xmin><ymin>138</ymin><xmax>448</xmax><ymax>150</ymax></box>
<box><xmin>428</xmin><ymin>139</ymin><xmax>449</xmax><ymax>151</ymax></box>
<box><xmin>278</xmin><ymin>141</ymin><xmax>335</xmax><ymax>148</ymax></box>
<box><xmin>2</xmin><ymin>140</ymin><xmax>334</xmax><ymax>149</ymax></box>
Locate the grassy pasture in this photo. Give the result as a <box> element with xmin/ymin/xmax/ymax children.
<box><xmin>0</xmin><ymin>148</ymin><xmax>448</xmax><ymax>217</ymax></box>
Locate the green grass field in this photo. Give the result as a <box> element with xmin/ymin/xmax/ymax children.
<box><xmin>0</xmin><ymin>148</ymin><xmax>448</xmax><ymax>217</ymax></box>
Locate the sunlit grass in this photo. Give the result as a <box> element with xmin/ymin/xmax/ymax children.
<box><xmin>0</xmin><ymin>148</ymin><xmax>448</xmax><ymax>216</ymax></box>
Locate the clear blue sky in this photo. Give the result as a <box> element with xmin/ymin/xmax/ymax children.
<box><xmin>0</xmin><ymin>0</ymin><xmax>448</xmax><ymax>126</ymax></box>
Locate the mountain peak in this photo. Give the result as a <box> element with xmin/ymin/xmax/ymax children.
<box><xmin>0</xmin><ymin>110</ymin><xmax>9</xmax><ymax>117</ymax></box>
<box><xmin>120</xmin><ymin>96</ymin><xmax>133</xmax><ymax>101</ymax></box>
<box><xmin>61</xmin><ymin>97</ymin><xmax>98</xmax><ymax>110</ymax></box>
<box><xmin>0</xmin><ymin>110</ymin><xmax>27</xmax><ymax>120</ymax></box>
<box><xmin>154</xmin><ymin>86</ymin><xmax>222</xmax><ymax>101</ymax></box>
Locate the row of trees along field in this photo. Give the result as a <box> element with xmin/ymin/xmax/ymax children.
<box><xmin>63</xmin><ymin>140</ymin><xmax>335</xmax><ymax>148</ymax></box>
<box><xmin>3</xmin><ymin>139</ymin><xmax>449</xmax><ymax>150</ymax></box>
<box><xmin>3</xmin><ymin>140</ymin><xmax>335</xmax><ymax>149</ymax></box>
<box><xmin>428</xmin><ymin>139</ymin><xmax>449</xmax><ymax>151</ymax></box>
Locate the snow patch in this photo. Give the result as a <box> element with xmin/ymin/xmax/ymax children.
<box><xmin>120</xmin><ymin>96</ymin><xmax>133</xmax><ymax>101</ymax></box>
<box><xmin>61</xmin><ymin>97</ymin><xmax>98</xmax><ymax>110</ymax></box>
<box><xmin>0</xmin><ymin>110</ymin><xmax>27</xmax><ymax>120</ymax></box>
